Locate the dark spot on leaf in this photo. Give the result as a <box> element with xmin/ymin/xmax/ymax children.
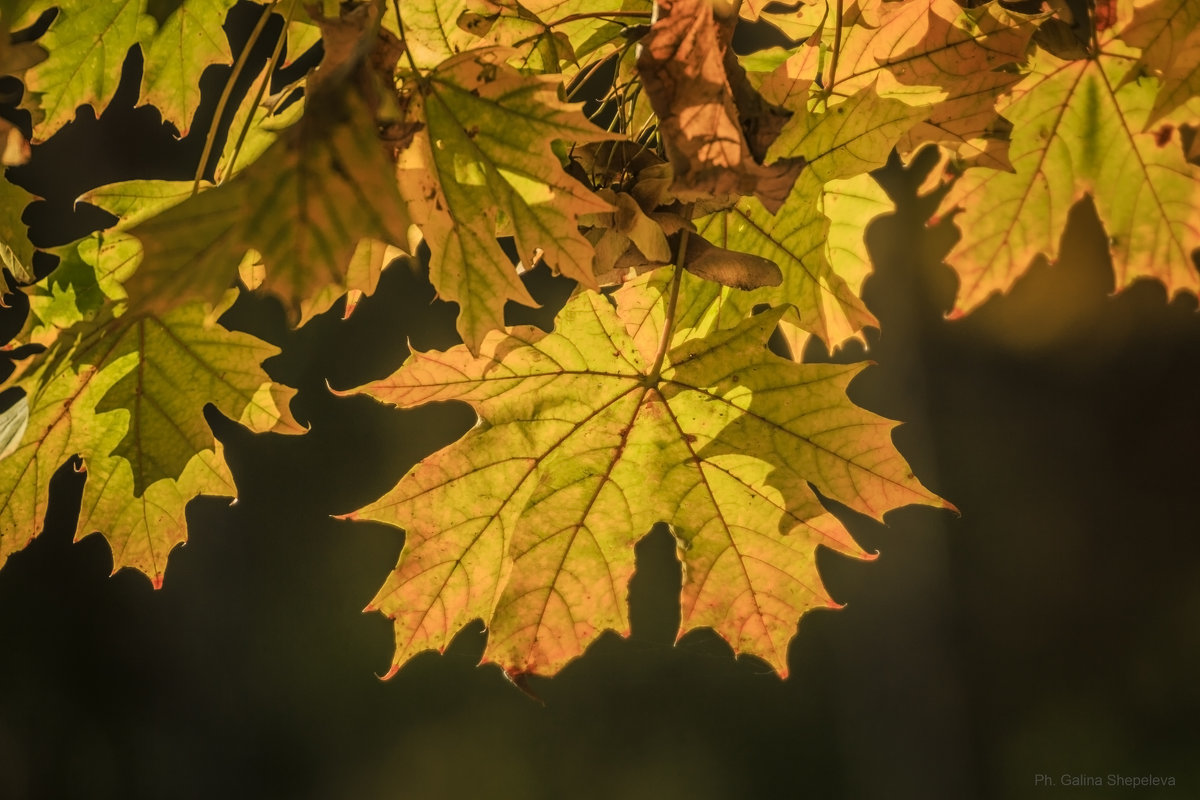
<box><xmin>1155</xmin><ymin>124</ymin><xmax>1174</xmax><ymax>148</ymax></box>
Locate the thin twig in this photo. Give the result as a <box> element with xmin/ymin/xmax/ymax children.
<box><xmin>192</xmin><ymin>0</ymin><xmax>277</xmax><ymax>195</ymax></box>
<box><xmin>220</xmin><ymin>1</ymin><xmax>296</xmax><ymax>184</ymax></box>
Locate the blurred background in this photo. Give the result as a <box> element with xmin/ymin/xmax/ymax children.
<box><xmin>1</xmin><ymin>5</ymin><xmax>1199</xmax><ymax>799</ymax></box>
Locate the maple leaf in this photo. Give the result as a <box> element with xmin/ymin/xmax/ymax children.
<box><xmin>0</xmin><ymin>357</ymin><xmax>123</xmax><ymax>570</ymax></box>
<box><xmin>20</xmin><ymin>0</ymin><xmax>155</xmax><ymax>139</ymax></box>
<box><xmin>396</xmin><ymin>46</ymin><xmax>613</xmax><ymax>351</ymax></box>
<box><xmin>344</xmin><ymin>268</ymin><xmax>947</xmax><ymax>678</ymax></box>
<box><xmin>455</xmin><ymin>0</ymin><xmax>652</xmax><ymax>77</ymax></box>
<box><xmin>20</xmin><ymin>0</ymin><xmax>241</xmax><ymax>139</ymax></box>
<box><xmin>635</xmin><ymin>0</ymin><xmax>804</xmax><ymax>212</ymax></box>
<box><xmin>936</xmin><ymin>36</ymin><xmax>1200</xmax><ymax>313</ymax></box>
<box><xmin>0</xmin><ymin>290</ymin><xmax>295</xmax><ymax>582</ymax></box>
<box><xmin>139</xmin><ymin>0</ymin><xmax>233</xmax><ymax>136</ymax></box>
<box><xmin>76</xmin><ymin>447</ymin><xmax>234</xmax><ymax>588</ymax></box>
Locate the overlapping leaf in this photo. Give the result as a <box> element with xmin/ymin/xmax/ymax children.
<box><xmin>0</xmin><ymin>286</ymin><xmax>294</xmax><ymax>583</ymax></box>
<box><xmin>635</xmin><ymin>0</ymin><xmax>803</xmax><ymax>212</ymax></box>
<box><xmin>688</xmin><ymin>86</ymin><xmax>922</xmax><ymax>350</ymax></box>
<box><xmin>21</xmin><ymin>0</ymin><xmax>154</xmax><ymax>139</ymax></box>
<box><xmin>1118</xmin><ymin>0</ymin><xmax>1200</xmax><ymax>125</ymax></box>
<box><xmin>123</xmin><ymin>32</ymin><xmax>412</xmax><ymax>323</ymax></box>
<box><xmin>824</xmin><ymin>0</ymin><xmax>1039</xmax><ymax>168</ymax></box>
<box><xmin>20</xmin><ymin>0</ymin><xmax>243</xmax><ymax>140</ymax></box>
<box><xmin>396</xmin><ymin>47</ymin><xmax>613</xmax><ymax>351</ymax></box>
<box><xmin>347</xmin><ymin>270</ymin><xmax>947</xmax><ymax>677</ymax></box>
<box><xmin>140</xmin><ymin>0</ymin><xmax>233</xmax><ymax>136</ymax></box>
<box><xmin>936</xmin><ymin>38</ymin><xmax>1200</xmax><ymax>313</ymax></box>
<box><xmin>0</xmin><ymin>174</ymin><xmax>35</xmax><ymax>292</ymax></box>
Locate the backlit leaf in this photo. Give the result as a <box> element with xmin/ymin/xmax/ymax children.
<box><xmin>346</xmin><ymin>270</ymin><xmax>946</xmax><ymax>677</ymax></box>
<box><xmin>936</xmin><ymin>39</ymin><xmax>1200</xmax><ymax>313</ymax></box>
<box><xmin>21</xmin><ymin>0</ymin><xmax>154</xmax><ymax>140</ymax></box>
<box><xmin>635</xmin><ymin>0</ymin><xmax>803</xmax><ymax>213</ymax></box>
<box><xmin>140</xmin><ymin>0</ymin><xmax>234</xmax><ymax>135</ymax></box>
<box><xmin>397</xmin><ymin>47</ymin><xmax>613</xmax><ymax>351</ymax></box>
<box><xmin>1118</xmin><ymin>0</ymin><xmax>1200</xmax><ymax>124</ymax></box>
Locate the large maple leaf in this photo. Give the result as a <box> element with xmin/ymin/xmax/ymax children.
<box><xmin>936</xmin><ymin>31</ymin><xmax>1200</xmax><ymax>313</ymax></box>
<box><xmin>344</xmin><ymin>268</ymin><xmax>948</xmax><ymax>678</ymax></box>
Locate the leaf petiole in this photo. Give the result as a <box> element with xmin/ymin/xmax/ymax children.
<box><xmin>645</xmin><ymin>233</ymin><xmax>686</xmax><ymax>386</ymax></box>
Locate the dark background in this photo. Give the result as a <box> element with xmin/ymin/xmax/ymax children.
<box><xmin>2</xmin><ymin>6</ymin><xmax>1199</xmax><ymax>799</ymax></box>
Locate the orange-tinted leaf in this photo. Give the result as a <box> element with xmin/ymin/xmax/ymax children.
<box><xmin>345</xmin><ymin>270</ymin><xmax>947</xmax><ymax>677</ymax></box>
<box><xmin>635</xmin><ymin>0</ymin><xmax>804</xmax><ymax>212</ymax></box>
<box><xmin>937</xmin><ymin>39</ymin><xmax>1200</xmax><ymax>313</ymax></box>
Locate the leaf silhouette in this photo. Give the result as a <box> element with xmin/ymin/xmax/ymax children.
<box><xmin>936</xmin><ymin>34</ymin><xmax>1200</xmax><ymax>313</ymax></box>
<box><xmin>344</xmin><ymin>269</ymin><xmax>946</xmax><ymax>677</ymax></box>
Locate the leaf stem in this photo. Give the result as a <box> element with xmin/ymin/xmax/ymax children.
<box><xmin>646</xmin><ymin>234</ymin><xmax>686</xmax><ymax>386</ymax></box>
<box><xmin>220</xmin><ymin>1</ymin><xmax>295</xmax><ymax>184</ymax></box>
<box><xmin>192</xmin><ymin>0</ymin><xmax>277</xmax><ymax>195</ymax></box>
<box><xmin>827</xmin><ymin>0</ymin><xmax>843</xmax><ymax>93</ymax></box>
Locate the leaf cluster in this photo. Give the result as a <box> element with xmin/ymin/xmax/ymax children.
<box><xmin>0</xmin><ymin>0</ymin><xmax>1195</xmax><ymax>678</ymax></box>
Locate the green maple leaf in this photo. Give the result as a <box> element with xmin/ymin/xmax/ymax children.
<box><xmin>77</xmin><ymin>448</ymin><xmax>233</xmax><ymax>588</ymax></box>
<box><xmin>0</xmin><ymin>357</ymin><xmax>126</xmax><ymax>569</ymax></box>
<box><xmin>87</xmin><ymin>303</ymin><xmax>288</xmax><ymax>494</ymax></box>
<box><xmin>20</xmin><ymin>0</ymin><xmax>243</xmax><ymax>139</ymax></box>
<box><xmin>397</xmin><ymin>47</ymin><xmax>614</xmax><ymax>351</ymax></box>
<box><xmin>21</xmin><ymin>0</ymin><xmax>155</xmax><ymax>139</ymax></box>
<box><xmin>140</xmin><ymin>0</ymin><xmax>234</xmax><ymax>136</ymax></box>
<box><xmin>0</xmin><ymin>175</ymin><xmax>35</xmax><ymax>293</ymax></box>
<box><xmin>0</xmin><ymin>293</ymin><xmax>295</xmax><ymax>581</ymax></box>
<box><xmin>344</xmin><ymin>269</ymin><xmax>948</xmax><ymax>678</ymax></box>
<box><xmin>935</xmin><ymin>36</ymin><xmax>1200</xmax><ymax>313</ymax></box>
